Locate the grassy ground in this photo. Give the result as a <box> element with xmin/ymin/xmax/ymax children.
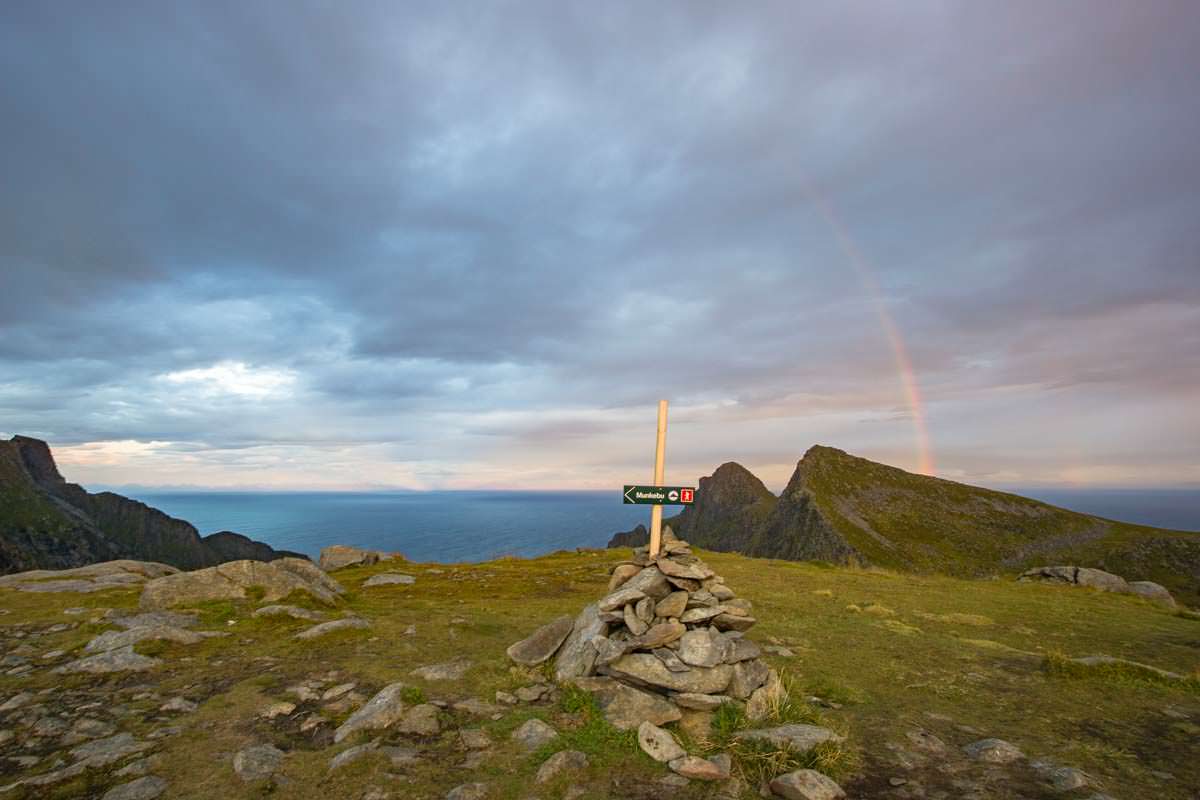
<box><xmin>1</xmin><ymin>548</ymin><xmax>1197</xmax><ymax>799</ymax></box>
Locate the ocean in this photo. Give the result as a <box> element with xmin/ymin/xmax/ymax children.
<box><xmin>126</xmin><ymin>488</ymin><xmax>1200</xmax><ymax>563</ymax></box>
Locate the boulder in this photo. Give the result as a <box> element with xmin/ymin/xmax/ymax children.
<box><xmin>319</xmin><ymin>545</ymin><xmax>394</xmax><ymax>572</ymax></box>
<box><xmin>233</xmin><ymin>743</ymin><xmax>285</xmax><ymax>782</ymax></box>
<box><xmin>1127</xmin><ymin>581</ymin><xmax>1176</xmax><ymax>607</ymax></box>
<box><xmin>571</xmin><ymin>676</ymin><xmax>682</xmax><ymax>730</ymax></box>
<box><xmin>511</xmin><ymin>718</ymin><xmax>558</xmax><ymax>751</ymax></box>
<box><xmin>638</xmin><ymin>721</ymin><xmax>685</xmax><ymax>762</ymax></box>
<box><xmin>770</xmin><ymin>769</ymin><xmax>846</xmax><ymax>800</ymax></box>
<box><xmin>295</xmin><ymin>617</ymin><xmax>371</xmax><ymax>640</ymax></box>
<box><xmin>396</xmin><ymin>704</ymin><xmax>441</xmax><ymax>735</ymax></box>
<box><xmin>101</xmin><ymin>776</ymin><xmax>168</xmax><ymax>800</ymax></box>
<box><xmin>507</xmin><ymin>615</ymin><xmax>575</xmax><ymax>666</ymax></box>
<box><xmin>140</xmin><ymin>558</ymin><xmax>344</xmax><ymax>609</ymax></box>
<box><xmin>333</xmin><ymin>683</ymin><xmax>408</xmax><ymax>743</ymax></box>
<box><xmin>737</xmin><ymin>724</ymin><xmax>843</xmax><ymax>753</ymax></box>
<box><xmin>84</xmin><ymin>625</ymin><xmax>204</xmax><ymax>653</ymax></box>
<box><xmin>605</xmin><ymin>653</ymin><xmax>733</xmax><ymax>694</ymax></box>
<box><xmin>411</xmin><ymin>660</ymin><xmax>471</xmax><ymax>681</ymax></box>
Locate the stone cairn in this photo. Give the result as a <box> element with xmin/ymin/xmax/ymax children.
<box><xmin>507</xmin><ymin>527</ymin><xmax>782</xmax><ymax>734</ymax></box>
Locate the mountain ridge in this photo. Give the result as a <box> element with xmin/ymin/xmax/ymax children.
<box><xmin>611</xmin><ymin>445</ymin><xmax>1200</xmax><ymax>605</ymax></box>
<box><xmin>0</xmin><ymin>435</ymin><xmax>303</xmax><ymax>574</ymax></box>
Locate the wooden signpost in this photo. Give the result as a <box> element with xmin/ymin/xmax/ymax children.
<box><xmin>622</xmin><ymin>400</ymin><xmax>696</xmax><ymax>558</ymax></box>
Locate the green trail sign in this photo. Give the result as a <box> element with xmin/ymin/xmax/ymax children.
<box><xmin>623</xmin><ymin>485</ymin><xmax>696</xmax><ymax>505</ymax></box>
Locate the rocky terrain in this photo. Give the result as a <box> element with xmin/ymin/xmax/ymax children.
<box><xmin>611</xmin><ymin>447</ymin><xmax>1200</xmax><ymax>607</ymax></box>
<box><xmin>0</xmin><ymin>541</ymin><xmax>1196</xmax><ymax>799</ymax></box>
<box><xmin>0</xmin><ymin>436</ymin><xmax>301</xmax><ymax>575</ymax></box>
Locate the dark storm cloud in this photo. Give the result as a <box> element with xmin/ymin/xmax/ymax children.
<box><xmin>1</xmin><ymin>1</ymin><xmax>1198</xmax><ymax>486</ymax></box>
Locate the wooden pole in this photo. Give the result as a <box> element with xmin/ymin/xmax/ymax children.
<box><xmin>649</xmin><ymin>399</ymin><xmax>668</xmax><ymax>559</ymax></box>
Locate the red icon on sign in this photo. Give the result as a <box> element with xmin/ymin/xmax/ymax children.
<box><xmin>680</xmin><ymin>489</ymin><xmax>694</xmax><ymax>503</ymax></box>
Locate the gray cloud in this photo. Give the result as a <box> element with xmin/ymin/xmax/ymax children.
<box><xmin>1</xmin><ymin>1</ymin><xmax>1198</xmax><ymax>488</ymax></box>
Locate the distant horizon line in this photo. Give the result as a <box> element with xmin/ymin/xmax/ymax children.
<box><xmin>96</xmin><ymin>483</ymin><xmax>1200</xmax><ymax>495</ymax></box>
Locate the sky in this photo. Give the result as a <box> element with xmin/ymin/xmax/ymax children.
<box><xmin>1</xmin><ymin>1</ymin><xmax>1198</xmax><ymax>492</ymax></box>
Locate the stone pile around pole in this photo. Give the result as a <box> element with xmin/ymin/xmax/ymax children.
<box><xmin>508</xmin><ymin>527</ymin><xmax>781</xmax><ymax>734</ymax></box>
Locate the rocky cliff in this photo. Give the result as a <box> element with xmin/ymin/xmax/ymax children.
<box><xmin>612</xmin><ymin>445</ymin><xmax>1200</xmax><ymax>606</ymax></box>
<box><xmin>0</xmin><ymin>436</ymin><xmax>302</xmax><ymax>574</ymax></box>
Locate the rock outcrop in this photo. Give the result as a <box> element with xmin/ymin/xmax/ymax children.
<box><xmin>318</xmin><ymin>545</ymin><xmax>402</xmax><ymax>572</ymax></box>
<box><xmin>1018</xmin><ymin>566</ymin><xmax>1177</xmax><ymax>607</ymax></box>
<box><xmin>0</xmin><ymin>435</ymin><xmax>303</xmax><ymax>574</ymax></box>
<box><xmin>509</xmin><ymin>528</ymin><xmax>783</xmax><ymax>734</ymax></box>
<box><xmin>139</xmin><ymin>558</ymin><xmax>345</xmax><ymax>609</ymax></box>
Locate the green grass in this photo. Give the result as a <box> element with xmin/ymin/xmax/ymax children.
<box><xmin>1</xmin><ymin>545</ymin><xmax>1197</xmax><ymax>799</ymax></box>
<box><xmin>1043</xmin><ymin>652</ymin><xmax>1200</xmax><ymax>695</ymax></box>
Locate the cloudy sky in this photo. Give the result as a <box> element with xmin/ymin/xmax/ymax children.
<box><xmin>2</xmin><ymin>2</ymin><xmax>1197</xmax><ymax>491</ymax></box>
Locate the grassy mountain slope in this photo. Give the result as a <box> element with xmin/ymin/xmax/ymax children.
<box><xmin>1</xmin><ymin>548</ymin><xmax>1196</xmax><ymax>799</ymax></box>
<box><xmin>662</xmin><ymin>446</ymin><xmax>1200</xmax><ymax>607</ymax></box>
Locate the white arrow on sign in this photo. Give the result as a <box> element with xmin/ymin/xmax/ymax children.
<box><xmin>668</xmin><ymin>490</ymin><xmax>679</xmax><ymax>501</ymax></box>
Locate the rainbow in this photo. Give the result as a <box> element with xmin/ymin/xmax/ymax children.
<box><xmin>802</xmin><ymin>186</ymin><xmax>936</xmax><ymax>476</ymax></box>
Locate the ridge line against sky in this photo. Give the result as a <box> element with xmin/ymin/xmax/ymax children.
<box><xmin>2</xmin><ymin>2</ymin><xmax>1198</xmax><ymax>491</ymax></box>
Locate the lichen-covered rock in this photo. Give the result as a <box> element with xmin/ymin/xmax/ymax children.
<box><xmin>535</xmin><ymin>749</ymin><xmax>588</xmax><ymax>783</ymax></box>
<box><xmin>318</xmin><ymin>545</ymin><xmax>398</xmax><ymax>571</ymax></box>
<box><xmin>605</xmin><ymin>653</ymin><xmax>733</xmax><ymax>694</ymax></box>
<box><xmin>554</xmin><ymin>602</ymin><xmax>607</xmax><ymax>682</ymax></box>
<box><xmin>295</xmin><ymin>617</ymin><xmax>370</xmax><ymax>640</ymax></box>
<box><xmin>511</xmin><ymin>718</ymin><xmax>558</xmax><ymax>751</ymax></box>
<box><xmin>963</xmin><ymin>738</ymin><xmax>1024</xmax><ymax>764</ymax></box>
<box><xmin>737</xmin><ymin>724</ymin><xmax>843</xmax><ymax>753</ymax></box>
<box><xmin>233</xmin><ymin>743</ymin><xmax>284</xmax><ymax>782</ymax></box>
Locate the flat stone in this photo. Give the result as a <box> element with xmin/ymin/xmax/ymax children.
<box><xmin>624</xmin><ymin>603</ymin><xmax>649</xmax><ymax>636</ymax></box>
<box><xmin>382</xmin><ymin>745</ymin><xmax>423</xmax><ymax>767</ymax></box>
<box><xmin>322</xmin><ymin>682</ymin><xmax>357</xmax><ymax>701</ymax></box>
<box><xmin>100</xmin><ymin>776</ymin><xmax>168</xmax><ymax>800</ymax></box>
<box><xmin>397</xmin><ymin>703</ymin><xmax>441</xmax><ymax>735</ymax></box>
<box><xmin>608</xmin><ymin>564</ymin><xmax>642</xmax><ymax>592</ymax></box>
<box><xmin>672</xmin><ymin>692</ymin><xmax>730</xmax><ymax>711</ymax></box>
<box><xmin>511</xmin><ymin>718</ymin><xmax>558</xmax><ymax>751</ymax></box>
<box><xmin>677</xmin><ymin>629</ymin><xmax>729</xmax><ymax>668</ymax></box>
<box><xmin>460</xmin><ymin>729</ymin><xmax>492</xmax><ymax>750</ymax></box>
<box><xmin>606</xmin><ymin>653</ymin><xmax>733</xmax><ymax>694</ymax></box>
<box><xmin>260</xmin><ymin>701</ymin><xmax>296</xmax><ymax>719</ymax></box>
<box><xmin>452</xmin><ymin>698</ymin><xmax>503</xmax><ymax>716</ymax></box>
<box><xmin>738</xmin><ymin>724</ymin><xmax>843</xmax><ymax>753</ymax></box>
<box><xmin>554</xmin><ymin>602</ymin><xmax>608</xmax><ymax>682</ymax></box>
<box><xmin>727</xmin><ymin>638</ymin><xmax>761</xmax><ymax>663</ymax></box>
<box><xmin>621</xmin><ymin>566</ymin><xmax>672</xmax><ymax>600</ymax></box>
<box><xmin>0</xmin><ymin>691</ymin><xmax>33</xmax><ymax>711</ymax></box>
<box><xmin>159</xmin><ymin>697</ymin><xmax>197</xmax><ymax>713</ymax></box>
<box><xmin>70</xmin><ymin>733</ymin><xmax>153</xmax><ymax>767</ymax></box>
<box><xmin>638</xmin><ymin>721</ymin><xmax>685</xmax><ymax>762</ymax></box>
<box><xmin>769</xmin><ymin>769</ymin><xmax>846</xmax><ymax>800</ymax></box>
<box><xmin>140</xmin><ymin>558</ymin><xmax>343</xmax><ymax>609</ymax></box>
<box><xmin>712</xmin><ymin>613</ymin><xmax>756</xmax><ymax>632</ymax></box>
<box><xmin>652</xmin><ymin>647</ymin><xmax>692</xmax><ymax>672</ymax></box>
<box><xmin>728</xmin><ymin>659</ymin><xmax>770</xmax><ymax>699</ymax></box>
<box><xmin>295</xmin><ymin>617</ymin><xmax>371</xmax><ymax>640</ymax></box>
<box><xmin>328</xmin><ymin>741</ymin><xmax>378</xmax><ymax>772</ymax></box>
<box><xmin>572</xmin><ymin>676</ymin><xmax>682</xmax><ymax>730</ymax></box>
<box><xmin>668</xmin><ymin>755</ymin><xmax>725</xmax><ymax>781</ymax></box>
<box><xmin>253</xmin><ymin>605</ymin><xmax>325</xmax><ymax>622</ymax></box>
<box><xmin>411</xmin><ymin>659</ymin><xmax>471</xmax><ymax>681</ymax></box>
<box><xmin>656</xmin><ymin>556</ymin><xmax>714</xmax><ymax>581</ymax></box>
<box><xmin>108</xmin><ymin>611</ymin><xmax>197</xmax><ymax>629</ymax></box>
<box><xmin>84</xmin><ymin>625</ymin><xmax>203</xmax><ymax>653</ymax></box>
<box><xmin>679</xmin><ymin>607</ymin><xmax>724</xmax><ymax>624</ymax></box>
<box><xmin>55</xmin><ymin>645</ymin><xmax>161</xmax><ymax>674</ymax></box>
<box><xmin>631</xmin><ymin>621</ymin><xmax>686</xmax><ymax>650</ymax></box>
<box><xmin>334</xmin><ymin>682</ymin><xmax>409</xmax><ymax>743</ymax></box>
<box><xmin>362</xmin><ymin>573</ymin><xmax>416</xmax><ymax>587</ymax></box>
<box><xmin>599</xmin><ymin>586</ymin><xmax>647</xmax><ymax>612</ymax></box>
<box><xmin>746</xmin><ymin>669</ymin><xmax>783</xmax><ymax>721</ymax></box>
<box><xmin>233</xmin><ymin>743</ymin><xmax>285</xmax><ymax>782</ymax></box>
<box><xmin>535</xmin><ymin>749</ymin><xmax>588</xmax><ymax>783</ymax></box>
<box><xmin>963</xmin><ymin>738</ymin><xmax>1024</xmax><ymax>764</ymax></box>
<box><xmin>507</xmin><ymin>615</ymin><xmax>574</xmax><ymax>666</ymax></box>
<box><xmin>655</xmin><ymin>591</ymin><xmax>689</xmax><ymax>619</ymax></box>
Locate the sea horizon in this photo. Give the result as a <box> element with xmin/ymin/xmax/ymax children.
<box><xmin>122</xmin><ymin>486</ymin><xmax>1200</xmax><ymax>564</ymax></box>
